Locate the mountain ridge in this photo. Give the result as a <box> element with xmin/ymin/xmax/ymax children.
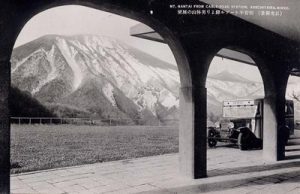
<box><xmin>11</xmin><ymin>34</ymin><xmax>300</xmax><ymax>123</ymax></box>
<box><xmin>208</xmin><ymin>70</ymin><xmax>255</xmax><ymax>83</ymax></box>
<box><xmin>11</xmin><ymin>34</ymin><xmax>180</xmax><ymax>123</ymax></box>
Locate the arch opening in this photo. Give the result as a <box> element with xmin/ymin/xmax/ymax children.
<box><xmin>206</xmin><ymin>48</ymin><xmax>266</xmax><ymax>164</ymax></box>
<box><xmin>9</xmin><ymin>6</ymin><xmax>189</xmax><ymax>192</ymax></box>
<box><xmin>286</xmin><ymin>75</ymin><xmax>300</xmax><ymax>131</ymax></box>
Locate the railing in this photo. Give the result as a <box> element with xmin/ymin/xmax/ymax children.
<box><xmin>10</xmin><ymin>117</ymin><xmax>179</xmax><ymax>126</ymax></box>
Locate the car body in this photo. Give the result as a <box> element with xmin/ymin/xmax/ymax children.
<box><xmin>207</xmin><ymin>120</ymin><xmax>262</xmax><ymax>150</ymax></box>
<box><xmin>207</xmin><ymin>99</ymin><xmax>294</xmax><ymax>150</ymax></box>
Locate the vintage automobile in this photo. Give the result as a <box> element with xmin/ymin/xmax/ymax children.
<box><xmin>207</xmin><ymin>119</ymin><xmax>262</xmax><ymax>150</ymax></box>
<box><xmin>207</xmin><ymin>99</ymin><xmax>294</xmax><ymax>150</ymax></box>
<box><xmin>207</xmin><ymin>120</ymin><xmax>239</xmax><ymax>147</ymax></box>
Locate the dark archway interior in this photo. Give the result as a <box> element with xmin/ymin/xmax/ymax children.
<box><xmin>1</xmin><ymin>1</ymin><xmax>300</xmax><ymax>193</ymax></box>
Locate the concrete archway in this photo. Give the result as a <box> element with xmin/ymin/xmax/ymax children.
<box><xmin>206</xmin><ymin>48</ymin><xmax>265</xmax><ymax>121</ymax></box>
<box><xmin>208</xmin><ymin>45</ymin><xmax>291</xmax><ymax>161</ymax></box>
<box><xmin>206</xmin><ymin>48</ymin><xmax>266</xmax><ymax>156</ymax></box>
<box><xmin>1</xmin><ymin>1</ymin><xmax>300</xmax><ymax>193</ymax></box>
<box><xmin>0</xmin><ymin>2</ymin><xmax>193</xmax><ymax>192</ymax></box>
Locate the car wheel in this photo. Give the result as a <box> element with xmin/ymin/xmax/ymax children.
<box><xmin>208</xmin><ymin>128</ymin><xmax>218</xmax><ymax>147</ymax></box>
<box><xmin>208</xmin><ymin>127</ymin><xmax>216</xmax><ymax>137</ymax></box>
<box><xmin>208</xmin><ymin>139</ymin><xmax>217</xmax><ymax>147</ymax></box>
<box><xmin>238</xmin><ymin>133</ymin><xmax>247</xmax><ymax>150</ymax></box>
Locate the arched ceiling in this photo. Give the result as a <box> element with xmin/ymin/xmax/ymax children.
<box><xmin>201</xmin><ymin>0</ymin><xmax>300</xmax><ymax>43</ymax></box>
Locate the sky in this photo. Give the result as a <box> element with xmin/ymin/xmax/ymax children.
<box><xmin>14</xmin><ymin>5</ymin><xmax>276</xmax><ymax>83</ymax></box>
<box><xmin>14</xmin><ymin>5</ymin><xmax>176</xmax><ymax>64</ymax></box>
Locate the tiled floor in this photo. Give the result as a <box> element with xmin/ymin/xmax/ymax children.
<box><xmin>11</xmin><ymin>130</ymin><xmax>300</xmax><ymax>194</ymax></box>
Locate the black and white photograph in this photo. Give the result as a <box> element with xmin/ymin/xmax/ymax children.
<box><xmin>1</xmin><ymin>0</ymin><xmax>300</xmax><ymax>193</ymax></box>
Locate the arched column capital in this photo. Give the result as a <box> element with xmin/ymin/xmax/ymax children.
<box><xmin>175</xmin><ymin>37</ymin><xmax>221</xmax><ymax>86</ymax></box>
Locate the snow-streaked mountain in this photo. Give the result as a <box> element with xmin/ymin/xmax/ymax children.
<box><xmin>207</xmin><ymin>70</ymin><xmax>264</xmax><ymax>103</ymax></box>
<box><xmin>11</xmin><ymin>34</ymin><xmax>300</xmax><ymax>123</ymax></box>
<box><xmin>11</xmin><ymin>35</ymin><xmax>179</xmax><ymax>124</ymax></box>
<box><xmin>206</xmin><ymin>71</ymin><xmax>264</xmax><ymax>118</ymax></box>
<box><xmin>209</xmin><ymin>70</ymin><xmax>254</xmax><ymax>83</ymax></box>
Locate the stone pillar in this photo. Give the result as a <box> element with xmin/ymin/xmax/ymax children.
<box><xmin>0</xmin><ymin>59</ymin><xmax>10</xmax><ymax>193</ymax></box>
<box><xmin>0</xmin><ymin>14</ymin><xmax>14</xmax><ymax>191</ymax></box>
<box><xmin>263</xmin><ymin>95</ymin><xmax>287</xmax><ymax>161</ymax></box>
<box><xmin>263</xmin><ymin>96</ymin><xmax>280</xmax><ymax>161</ymax></box>
<box><xmin>179</xmin><ymin>85</ymin><xmax>207</xmax><ymax>178</ymax></box>
<box><xmin>262</xmin><ymin>73</ymin><xmax>288</xmax><ymax>161</ymax></box>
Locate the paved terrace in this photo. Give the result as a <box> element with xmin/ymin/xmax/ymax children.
<box><xmin>11</xmin><ymin>130</ymin><xmax>300</xmax><ymax>194</ymax></box>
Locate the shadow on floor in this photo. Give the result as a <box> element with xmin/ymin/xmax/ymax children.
<box><xmin>208</xmin><ymin>144</ymin><xmax>238</xmax><ymax>149</ymax></box>
<box><xmin>140</xmin><ymin>169</ymin><xmax>300</xmax><ymax>194</ymax></box>
<box><xmin>285</xmin><ymin>148</ymin><xmax>300</xmax><ymax>152</ymax></box>
<box><xmin>207</xmin><ymin>160</ymin><xmax>300</xmax><ymax>177</ymax></box>
<box><xmin>286</xmin><ymin>141</ymin><xmax>300</xmax><ymax>146</ymax></box>
<box><xmin>285</xmin><ymin>155</ymin><xmax>300</xmax><ymax>160</ymax></box>
<box><xmin>141</xmin><ymin>132</ymin><xmax>300</xmax><ymax>193</ymax></box>
<box><xmin>289</xmin><ymin>136</ymin><xmax>300</xmax><ymax>140</ymax></box>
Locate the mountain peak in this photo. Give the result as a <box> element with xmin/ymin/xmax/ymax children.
<box><xmin>209</xmin><ymin>70</ymin><xmax>253</xmax><ymax>83</ymax></box>
<box><xmin>11</xmin><ymin>33</ymin><xmax>180</xmax><ymax>122</ymax></box>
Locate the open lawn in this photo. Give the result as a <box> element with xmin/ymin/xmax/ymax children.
<box><xmin>11</xmin><ymin>124</ymin><xmax>178</xmax><ymax>174</ymax></box>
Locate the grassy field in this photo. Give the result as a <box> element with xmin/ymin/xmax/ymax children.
<box><xmin>11</xmin><ymin>124</ymin><xmax>178</xmax><ymax>174</ymax></box>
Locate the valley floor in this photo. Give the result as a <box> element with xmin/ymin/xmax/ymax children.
<box><xmin>11</xmin><ymin>124</ymin><xmax>178</xmax><ymax>174</ymax></box>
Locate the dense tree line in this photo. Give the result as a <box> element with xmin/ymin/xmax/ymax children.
<box><xmin>10</xmin><ymin>86</ymin><xmax>56</xmax><ymax>117</ymax></box>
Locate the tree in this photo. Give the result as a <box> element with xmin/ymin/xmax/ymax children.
<box><xmin>291</xmin><ymin>91</ymin><xmax>300</xmax><ymax>102</ymax></box>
